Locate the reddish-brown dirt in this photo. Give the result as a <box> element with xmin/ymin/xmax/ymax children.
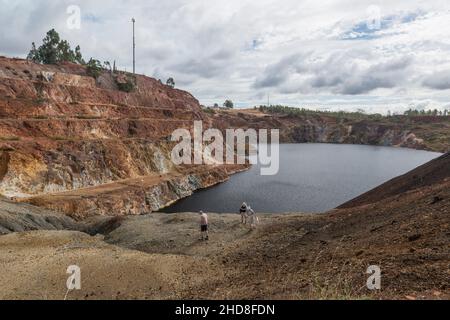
<box><xmin>1</xmin><ymin>56</ymin><xmax>448</xmax><ymax>217</ymax></box>
<box><xmin>0</xmin><ymin>57</ymin><xmax>246</xmax><ymax>216</ymax></box>
<box><xmin>0</xmin><ymin>57</ymin><xmax>448</xmax><ymax>300</ymax></box>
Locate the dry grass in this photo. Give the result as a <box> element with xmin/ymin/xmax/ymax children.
<box><xmin>0</xmin><ymin>136</ymin><xmax>20</xmax><ymax>141</ymax></box>
<box><xmin>75</xmin><ymin>115</ymin><xmax>102</xmax><ymax>120</ymax></box>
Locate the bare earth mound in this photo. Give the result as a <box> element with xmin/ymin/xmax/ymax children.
<box><xmin>0</xmin><ymin>230</ymin><xmax>213</xmax><ymax>300</ymax></box>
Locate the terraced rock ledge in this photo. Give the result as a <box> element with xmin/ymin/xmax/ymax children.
<box><xmin>0</xmin><ymin>57</ymin><xmax>247</xmax><ymax>217</ymax></box>
<box><xmin>1</xmin><ymin>57</ymin><xmax>449</xmax><ymax>217</ymax></box>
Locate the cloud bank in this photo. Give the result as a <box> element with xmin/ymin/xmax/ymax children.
<box><xmin>1</xmin><ymin>0</ymin><xmax>450</xmax><ymax>113</ymax></box>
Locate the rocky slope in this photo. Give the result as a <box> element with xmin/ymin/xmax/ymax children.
<box><xmin>0</xmin><ymin>195</ymin><xmax>128</xmax><ymax>236</ymax></box>
<box><xmin>0</xmin><ymin>56</ymin><xmax>448</xmax><ymax>218</ymax></box>
<box><xmin>0</xmin><ymin>57</ymin><xmax>245</xmax><ymax>217</ymax></box>
<box><xmin>0</xmin><ymin>195</ymin><xmax>78</xmax><ymax>234</ymax></box>
<box><xmin>213</xmin><ymin>109</ymin><xmax>450</xmax><ymax>153</ymax></box>
<box><xmin>25</xmin><ymin>164</ymin><xmax>245</xmax><ymax>219</ymax></box>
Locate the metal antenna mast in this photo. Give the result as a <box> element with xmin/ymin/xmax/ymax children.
<box><xmin>132</xmin><ymin>18</ymin><xmax>136</xmax><ymax>74</ymax></box>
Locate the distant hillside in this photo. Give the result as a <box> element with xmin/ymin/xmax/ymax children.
<box><xmin>211</xmin><ymin>108</ymin><xmax>450</xmax><ymax>153</ymax></box>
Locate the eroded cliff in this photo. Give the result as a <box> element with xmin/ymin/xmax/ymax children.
<box><xmin>212</xmin><ymin>109</ymin><xmax>449</xmax><ymax>153</ymax></box>
<box><xmin>0</xmin><ymin>57</ymin><xmax>243</xmax><ymax>218</ymax></box>
<box><xmin>1</xmin><ymin>57</ymin><xmax>448</xmax><ymax>218</ymax></box>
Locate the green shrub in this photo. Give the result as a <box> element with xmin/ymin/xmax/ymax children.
<box><xmin>117</xmin><ymin>80</ymin><xmax>135</xmax><ymax>92</ymax></box>
<box><xmin>223</xmin><ymin>100</ymin><xmax>234</xmax><ymax>109</ymax></box>
<box><xmin>32</xmin><ymin>115</ymin><xmax>49</xmax><ymax>120</ymax></box>
<box><xmin>203</xmin><ymin>107</ymin><xmax>216</xmax><ymax>115</ymax></box>
<box><xmin>86</xmin><ymin>58</ymin><xmax>103</xmax><ymax>79</ymax></box>
<box><xmin>27</xmin><ymin>29</ymin><xmax>84</xmax><ymax>65</ymax></box>
<box><xmin>50</xmin><ymin>136</ymin><xmax>66</xmax><ymax>141</ymax></box>
<box><xmin>76</xmin><ymin>115</ymin><xmax>102</xmax><ymax>120</ymax></box>
<box><xmin>116</xmin><ymin>74</ymin><xmax>136</xmax><ymax>92</ymax></box>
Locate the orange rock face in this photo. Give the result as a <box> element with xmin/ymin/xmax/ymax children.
<box><xmin>0</xmin><ymin>57</ymin><xmax>238</xmax><ymax>217</ymax></box>
<box><xmin>1</xmin><ymin>57</ymin><xmax>447</xmax><ymax>218</ymax></box>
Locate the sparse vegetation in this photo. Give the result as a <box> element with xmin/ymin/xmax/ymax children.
<box><xmin>0</xmin><ymin>136</ymin><xmax>20</xmax><ymax>141</ymax></box>
<box><xmin>166</xmin><ymin>78</ymin><xmax>175</xmax><ymax>88</ymax></box>
<box><xmin>34</xmin><ymin>97</ymin><xmax>48</xmax><ymax>105</ymax></box>
<box><xmin>32</xmin><ymin>115</ymin><xmax>49</xmax><ymax>120</ymax></box>
<box><xmin>224</xmin><ymin>100</ymin><xmax>234</xmax><ymax>109</ymax></box>
<box><xmin>49</xmin><ymin>136</ymin><xmax>75</xmax><ymax>141</ymax></box>
<box><xmin>27</xmin><ymin>29</ymin><xmax>84</xmax><ymax>65</ymax></box>
<box><xmin>103</xmin><ymin>61</ymin><xmax>112</xmax><ymax>72</ymax></box>
<box><xmin>86</xmin><ymin>58</ymin><xmax>103</xmax><ymax>79</ymax></box>
<box><xmin>0</xmin><ymin>146</ymin><xmax>15</xmax><ymax>152</ymax></box>
<box><xmin>259</xmin><ymin>105</ymin><xmax>383</xmax><ymax>120</ymax></box>
<box><xmin>116</xmin><ymin>74</ymin><xmax>136</xmax><ymax>92</ymax></box>
<box><xmin>75</xmin><ymin>115</ymin><xmax>102</xmax><ymax>120</ymax></box>
<box><xmin>404</xmin><ymin>108</ymin><xmax>449</xmax><ymax>116</ymax></box>
<box><xmin>203</xmin><ymin>107</ymin><xmax>216</xmax><ymax>115</ymax></box>
<box><xmin>258</xmin><ymin>105</ymin><xmax>450</xmax><ymax>120</ymax></box>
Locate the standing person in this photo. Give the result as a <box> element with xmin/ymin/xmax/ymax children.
<box><xmin>199</xmin><ymin>211</ymin><xmax>209</xmax><ymax>241</ymax></box>
<box><xmin>247</xmin><ymin>206</ymin><xmax>259</xmax><ymax>229</ymax></box>
<box><xmin>240</xmin><ymin>202</ymin><xmax>248</xmax><ymax>224</ymax></box>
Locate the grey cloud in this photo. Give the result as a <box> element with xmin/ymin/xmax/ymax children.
<box><xmin>423</xmin><ymin>71</ymin><xmax>450</xmax><ymax>90</ymax></box>
<box><xmin>210</xmin><ymin>49</ymin><xmax>234</xmax><ymax>61</ymax></box>
<box><xmin>0</xmin><ymin>0</ymin><xmax>449</xmax><ymax>112</ymax></box>
<box><xmin>254</xmin><ymin>51</ymin><xmax>413</xmax><ymax>95</ymax></box>
<box><xmin>254</xmin><ymin>53</ymin><xmax>304</xmax><ymax>88</ymax></box>
<box><xmin>254</xmin><ymin>72</ymin><xmax>287</xmax><ymax>88</ymax></box>
<box><xmin>170</xmin><ymin>58</ymin><xmax>226</xmax><ymax>79</ymax></box>
<box><xmin>335</xmin><ymin>57</ymin><xmax>412</xmax><ymax>95</ymax></box>
<box><xmin>338</xmin><ymin>76</ymin><xmax>397</xmax><ymax>95</ymax></box>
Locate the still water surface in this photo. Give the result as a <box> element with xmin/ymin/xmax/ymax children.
<box><xmin>161</xmin><ymin>144</ymin><xmax>442</xmax><ymax>213</ymax></box>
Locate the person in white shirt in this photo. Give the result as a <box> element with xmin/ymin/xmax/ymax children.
<box><xmin>199</xmin><ymin>211</ymin><xmax>209</xmax><ymax>241</ymax></box>
<box><xmin>247</xmin><ymin>206</ymin><xmax>259</xmax><ymax>229</ymax></box>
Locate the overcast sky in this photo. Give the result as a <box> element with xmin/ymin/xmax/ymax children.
<box><xmin>1</xmin><ymin>0</ymin><xmax>450</xmax><ymax>113</ymax></box>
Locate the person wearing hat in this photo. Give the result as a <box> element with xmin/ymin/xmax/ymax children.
<box><xmin>240</xmin><ymin>202</ymin><xmax>248</xmax><ymax>224</ymax></box>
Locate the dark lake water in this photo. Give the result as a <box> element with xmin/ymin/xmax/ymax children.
<box><xmin>161</xmin><ymin>144</ymin><xmax>442</xmax><ymax>214</ymax></box>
